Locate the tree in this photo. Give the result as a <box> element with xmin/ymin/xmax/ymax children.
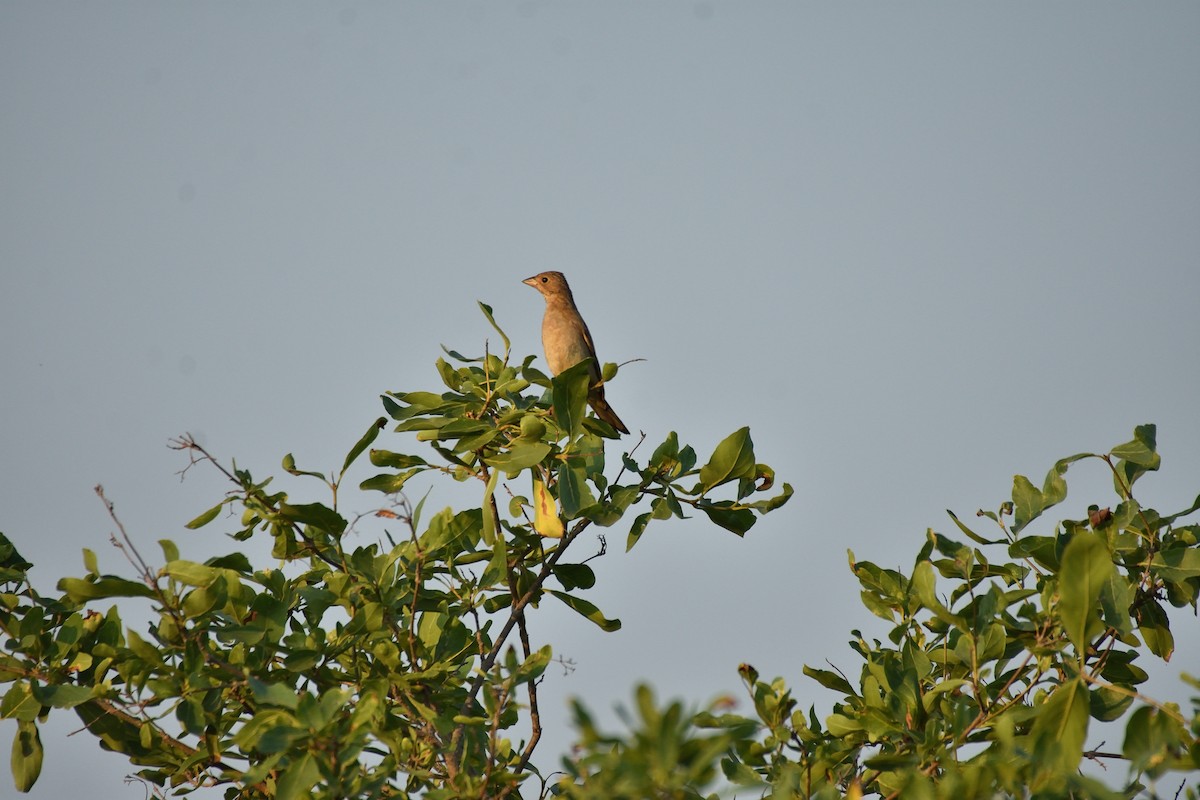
<box><xmin>0</xmin><ymin>304</ymin><xmax>790</xmax><ymax>798</ymax></box>
<box><xmin>2</xmin><ymin>307</ymin><xmax>1197</xmax><ymax>798</ymax></box>
<box><xmin>557</xmin><ymin>425</ymin><xmax>1200</xmax><ymax>800</ymax></box>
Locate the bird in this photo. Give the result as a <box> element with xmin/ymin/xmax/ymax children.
<box><xmin>523</xmin><ymin>271</ymin><xmax>629</xmax><ymax>434</ymax></box>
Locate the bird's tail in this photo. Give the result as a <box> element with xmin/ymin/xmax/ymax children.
<box><xmin>587</xmin><ymin>387</ymin><xmax>629</xmax><ymax>435</ymax></box>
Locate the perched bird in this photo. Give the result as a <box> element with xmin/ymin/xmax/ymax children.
<box><xmin>523</xmin><ymin>271</ymin><xmax>629</xmax><ymax>434</ymax></box>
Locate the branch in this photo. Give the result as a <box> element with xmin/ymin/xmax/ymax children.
<box><xmin>1079</xmin><ymin>671</ymin><xmax>1187</xmax><ymax>725</ymax></box>
<box><xmin>95</xmin><ymin>485</ymin><xmax>155</xmax><ymax>586</ymax></box>
<box><xmin>447</xmin><ymin>516</ymin><xmax>592</xmax><ymax>772</ymax></box>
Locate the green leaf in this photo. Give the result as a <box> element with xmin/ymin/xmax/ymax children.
<box><xmin>945</xmin><ymin>510</ymin><xmax>1002</xmax><ymax>545</ymax></box>
<box><xmin>477</xmin><ymin>301</ymin><xmax>511</xmax><ymax>356</ymax></box>
<box><xmin>548</xmin><ymin>590</ymin><xmax>621</xmax><ymax>632</ymax></box>
<box><xmin>1149</xmin><ymin>547</ymin><xmax>1200</xmax><ymax>582</ymax></box>
<box><xmin>249</xmin><ymin>678</ymin><xmax>299</xmax><ymax>710</ymax></box>
<box><xmin>163</xmin><ymin>560</ymin><xmax>219</xmax><ymax>587</ymax></box>
<box><xmin>359</xmin><ymin>467</ymin><xmax>423</xmax><ymax>494</ymax></box>
<box><xmin>519</xmin><ymin>414</ymin><xmax>547</xmax><ymax>441</ymax></box>
<box><xmin>57</xmin><ymin>576</ymin><xmax>155</xmax><ymax>602</ymax></box>
<box><xmin>181</xmin><ymin>584</ymin><xmax>221</xmax><ymax>618</ymax></box>
<box><xmin>276</xmin><ymin>752</ymin><xmax>321</xmax><ymax>800</ymax></box>
<box><xmin>1008</xmin><ymin>535</ymin><xmax>1060</xmax><ymax>571</ymax></box>
<box><xmin>72</xmin><ymin>699</ymin><xmax>184</xmax><ymax>763</ymax></box>
<box><xmin>862</xmin><ymin>753</ymin><xmax>919</xmax><ymax>771</ymax></box>
<box><xmin>0</xmin><ymin>533</ymin><xmax>33</xmax><ymax>577</ymax></box>
<box><xmin>159</xmin><ymin>539</ymin><xmax>180</xmax><ymax>563</ymax></box>
<box><xmin>1110</xmin><ymin>424</ymin><xmax>1159</xmax><ymax>469</ymax></box>
<box><xmin>551</xmin><ymin>360</ymin><xmax>592</xmax><ymax>441</ymax></box>
<box><xmin>1159</xmin><ymin>492</ymin><xmax>1200</xmax><ymax>526</ymax></box>
<box><xmin>418</xmin><ymin>508</ymin><xmax>482</xmax><ymax>555</ymax></box>
<box><xmin>574</xmin><ymin>433</ymin><xmax>606</xmax><ymax>479</ymax></box>
<box><xmin>700</xmin><ymin>502</ymin><xmax>757</xmax><ymax>536</ymax></box>
<box><xmin>342</xmin><ymin>417</ymin><xmax>386</xmax><ymax>473</ymax></box>
<box><xmin>281</xmin><ymin>453</ymin><xmax>325</xmax><ymax>480</ymax></box>
<box><xmin>439</xmin><ymin>418</ymin><xmax>494</xmax><ymax>447</ymax></box>
<box><xmin>1089</xmin><ymin>684</ymin><xmax>1135</xmax><ymax>721</ymax></box>
<box><xmin>697</xmin><ymin>427</ymin><xmax>756</xmax><ymax>494</ymax></box>
<box><xmin>384</xmin><ymin>390</ymin><xmax>447</xmax><ymax>417</ymax></box>
<box><xmin>277</xmin><ymin>502</ymin><xmax>347</xmax><ymax>537</ymax></box>
<box><xmin>418</xmin><ymin>611</ymin><xmax>447</xmax><ymax>651</ymax></box>
<box><xmin>1111</xmin><ymin>424</ymin><xmax>1161</xmax><ymax>494</ymax></box>
<box><xmin>1041</xmin><ymin>475</ymin><xmax>1070</xmax><ymax>517</ymax></box>
<box><xmin>1</xmin><ymin>685</ymin><xmax>40</xmax><ymax>722</ymax></box>
<box><xmin>511</xmin><ymin>645</ymin><xmax>552</xmax><ymax>685</ymax></box>
<box><xmin>177</xmin><ymin>695</ymin><xmax>205</xmax><ymax>735</ymax></box>
<box><xmin>125</xmin><ymin>629</ymin><xmax>166</xmax><ymax>667</ymax></box>
<box><xmin>184</xmin><ymin>501</ymin><xmax>224</xmax><ymax>530</ymax></box>
<box><xmin>1099</xmin><ymin>650</ymin><xmax>1148</xmax><ymax>687</ymax></box>
<box><xmin>910</xmin><ymin>560</ymin><xmax>963</xmax><ymax>629</ymax></box>
<box><xmin>368</xmin><ymin>449</ymin><xmax>428</xmax><ymax>469</ymax></box>
<box><xmin>10</xmin><ymin>720</ymin><xmax>42</xmax><ymax>792</ymax></box>
<box><xmin>626</xmin><ymin>511</ymin><xmax>652</xmax><ymax>552</ymax></box>
<box><xmin>1030</xmin><ymin>677</ymin><xmax>1089</xmax><ymax>773</ymax></box>
<box><xmin>1011</xmin><ymin>474</ymin><xmax>1044</xmax><ymax>535</ymax></box>
<box><xmin>483</xmin><ymin>441</ymin><xmax>552</xmax><ymax>477</ymax></box>
<box><xmin>557</xmin><ymin>464</ymin><xmax>597</xmax><ymax>519</ymax></box>
<box><xmin>825</xmin><ymin>713</ymin><xmax>862</xmax><ymax>737</ymax></box>
<box><xmin>1135</xmin><ymin>598</ymin><xmax>1174</xmax><ymax>660</ymax></box>
<box><xmin>1122</xmin><ymin>706</ymin><xmax>1187</xmax><ymax>779</ymax></box>
<box><xmin>802</xmin><ymin>665</ymin><xmax>854</xmax><ymax>696</ymax></box>
<box><xmin>1041</xmin><ymin>453</ymin><xmax>1090</xmax><ymax>509</ymax></box>
<box><xmin>552</xmin><ymin>563</ymin><xmax>596</xmax><ymax>591</ymax></box>
<box><xmin>649</xmin><ymin>431</ymin><xmax>680</xmax><ymax>470</ymax></box>
<box><xmin>435</xmin><ymin>357</ymin><xmax>462</xmax><ymax>391</ymax></box>
<box><xmin>207</xmin><ymin>551</ymin><xmax>252</xmax><ymax>573</ymax></box>
<box><xmin>440</xmin><ymin>345</ymin><xmax>481</xmax><ymax>363</ymax></box>
<box><xmin>30</xmin><ymin>684</ymin><xmax>93</xmax><ymax>709</ymax></box>
<box><xmin>520</xmin><ymin>361</ymin><xmax>552</xmax><ymax>388</ymax></box>
<box><xmin>1098</xmin><ymin>568</ymin><xmax>1135</xmax><ymax>638</ymax></box>
<box><xmin>651</xmin><ymin>495</ymin><xmax>675</xmax><ymax>520</ymax></box>
<box><xmin>743</xmin><ymin>481</ymin><xmax>793</xmax><ymax>514</ymax></box>
<box><xmin>480</xmin><ymin>534</ymin><xmax>509</xmax><ymax>589</ymax></box>
<box><xmin>481</xmin><ymin>468</ymin><xmax>500</xmax><ymax>545</ymax></box>
<box><xmin>1057</xmin><ymin>532</ymin><xmax>1113</xmax><ymax>658</ymax></box>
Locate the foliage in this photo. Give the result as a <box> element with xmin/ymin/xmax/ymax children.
<box><xmin>561</xmin><ymin>425</ymin><xmax>1200</xmax><ymax>799</ymax></box>
<box><xmin>2</xmin><ymin>300</ymin><xmax>1197</xmax><ymax>798</ymax></box>
<box><xmin>0</xmin><ymin>304</ymin><xmax>790</xmax><ymax>798</ymax></box>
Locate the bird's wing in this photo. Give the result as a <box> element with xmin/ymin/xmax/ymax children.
<box><xmin>578</xmin><ymin>317</ymin><xmax>598</xmax><ymax>361</ymax></box>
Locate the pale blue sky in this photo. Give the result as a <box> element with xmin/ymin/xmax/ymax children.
<box><xmin>3</xmin><ymin>4</ymin><xmax>1198</xmax><ymax>797</ymax></box>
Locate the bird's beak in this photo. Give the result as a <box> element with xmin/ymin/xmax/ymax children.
<box><xmin>522</xmin><ymin>276</ymin><xmax>538</xmax><ymax>287</ymax></box>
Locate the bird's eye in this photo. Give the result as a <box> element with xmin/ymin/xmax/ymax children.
<box><xmin>540</xmin><ymin>276</ymin><xmax>548</xmax><ymax>283</ymax></box>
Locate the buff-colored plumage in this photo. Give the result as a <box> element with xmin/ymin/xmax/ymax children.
<box><xmin>522</xmin><ymin>271</ymin><xmax>629</xmax><ymax>435</ymax></box>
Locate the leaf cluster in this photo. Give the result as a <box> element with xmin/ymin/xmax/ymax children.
<box><xmin>0</xmin><ymin>304</ymin><xmax>790</xmax><ymax>799</ymax></box>
<box><xmin>560</xmin><ymin>425</ymin><xmax>1200</xmax><ymax>799</ymax></box>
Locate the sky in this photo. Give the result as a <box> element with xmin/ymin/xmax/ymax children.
<box><xmin>2</xmin><ymin>3</ymin><xmax>1199</xmax><ymax>797</ymax></box>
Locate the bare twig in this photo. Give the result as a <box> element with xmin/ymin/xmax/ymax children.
<box><xmin>95</xmin><ymin>485</ymin><xmax>155</xmax><ymax>586</ymax></box>
<box><xmin>169</xmin><ymin>434</ymin><xmax>238</xmax><ymax>485</ymax></box>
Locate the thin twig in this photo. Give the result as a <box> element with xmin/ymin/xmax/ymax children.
<box><xmin>447</xmin><ymin>517</ymin><xmax>592</xmax><ymax>771</ymax></box>
<box><xmin>1079</xmin><ymin>671</ymin><xmax>1188</xmax><ymax>725</ymax></box>
<box><xmin>95</xmin><ymin>485</ymin><xmax>155</xmax><ymax>585</ymax></box>
<box><xmin>169</xmin><ymin>434</ymin><xmax>238</xmax><ymax>485</ymax></box>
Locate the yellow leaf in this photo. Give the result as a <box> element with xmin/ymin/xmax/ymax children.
<box><xmin>533</xmin><ymin>477</ymin><xmax>563</xmax><ymax>539</ymax></box>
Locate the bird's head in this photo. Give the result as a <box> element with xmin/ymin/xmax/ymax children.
<box><xmin>522</xmin><ymin>271</ymin><xmax>572</xmax><ymax>299</ymax></box>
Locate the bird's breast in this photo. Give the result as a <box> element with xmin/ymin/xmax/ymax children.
<box><xmin>542</xmin><ymin>310</ymin><xmax>594</xmax><ymax>376</ymax></box>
